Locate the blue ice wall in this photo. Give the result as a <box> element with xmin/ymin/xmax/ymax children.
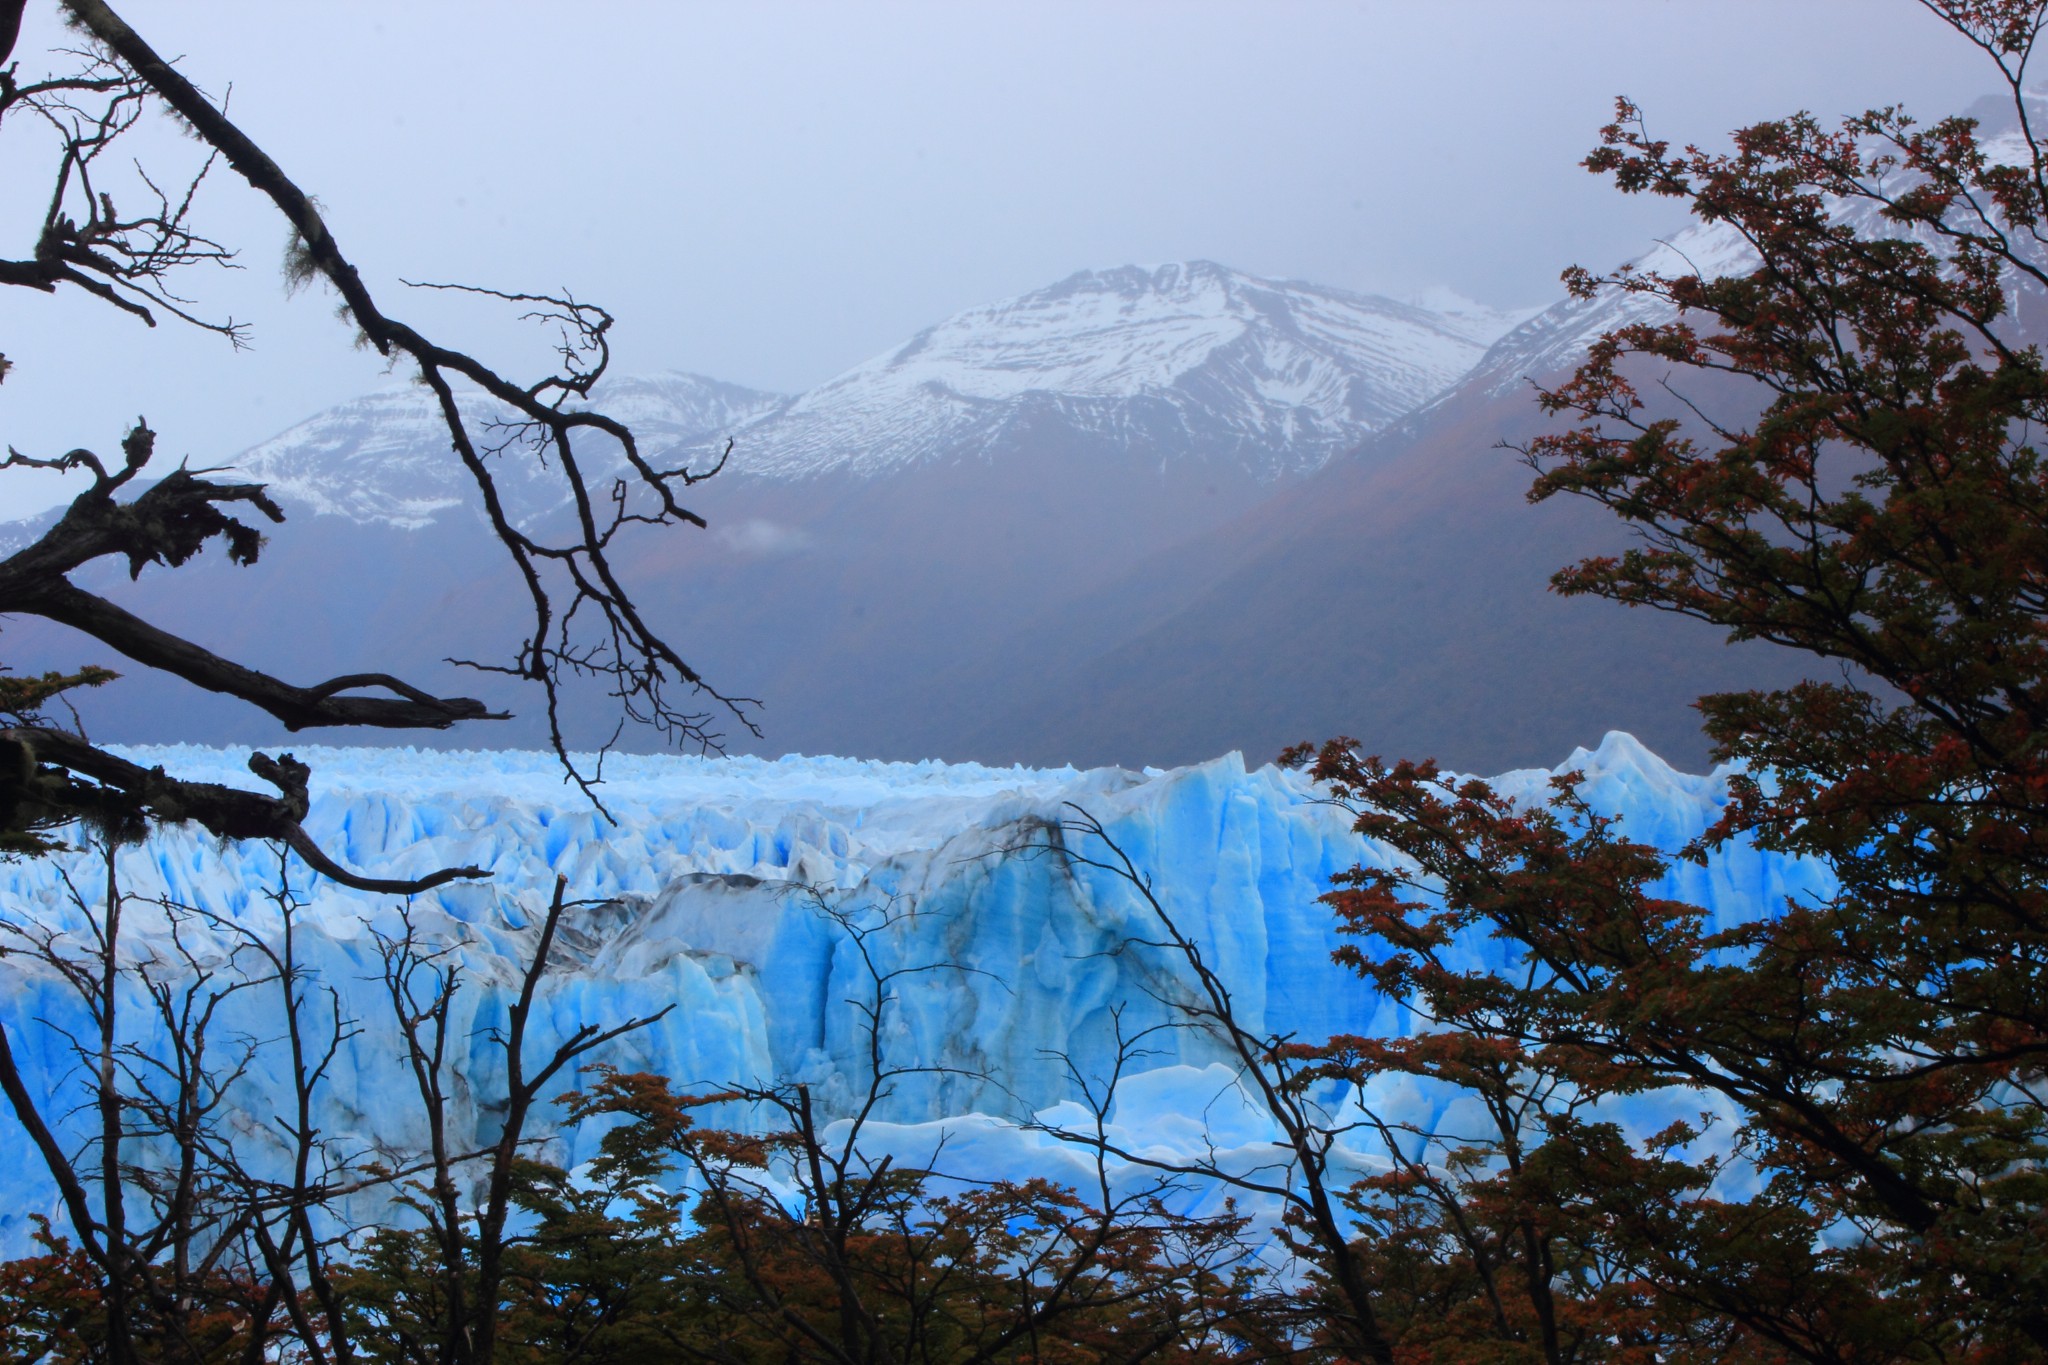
<box><xmin>0</xmin><ymin>735</ymin><xmax>1830</xmax><ymax>1248</ymax></box>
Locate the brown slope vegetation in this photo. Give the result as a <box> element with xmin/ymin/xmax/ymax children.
<box><xmin>892</xmin><ymin>374</ymin><xmax>1814</xmax><ymax>774</ymax></box>
<box><xmin>0</xmin><ymin>418</ymin><xmax>1280</xmax><ymax>760</ymax></box>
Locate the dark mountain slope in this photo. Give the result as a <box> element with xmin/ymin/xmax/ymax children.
<box><xmin>0</xmin><ymin>254</ymin><xmax>1805</xmax><ymax>772</ymax></box>
<box><xmin>904</xmin><ymin>369</ymin><xmax>1810</xmax><ymax>774</ymax></box>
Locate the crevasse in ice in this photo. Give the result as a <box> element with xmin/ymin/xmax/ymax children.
<box><xmin>0</xmin><ymin>734</ymin><xmax>1830</xmax><ymax>1248</ymax></box>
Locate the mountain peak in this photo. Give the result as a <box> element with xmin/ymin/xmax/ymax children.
<box><xmin>1037</xmin><ymin>259</ymin><xmax>1266</xmax><ymax>303</ymax></box>
<box><xmin>724</xmin><ymin>261</ymin><xmax>1514</xmax><ymax>480</ymax></box>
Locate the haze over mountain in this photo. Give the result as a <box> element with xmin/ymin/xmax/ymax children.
<box><xmin>1</xmin><ymin>256</ymin><xmax>1782</xmax><ymax>771</ymax></box>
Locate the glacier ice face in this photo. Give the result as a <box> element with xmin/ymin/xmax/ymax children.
<box><xmin>0</xmin><ymin>735</ymin><xmax>1830</xmax><ymax>1249</ymax></box>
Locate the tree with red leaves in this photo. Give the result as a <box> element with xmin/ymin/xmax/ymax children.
<box><xmin>1288</xmin><ymin>2</ymin><xmax>2048</xmax><ymax>1359</ymax></box>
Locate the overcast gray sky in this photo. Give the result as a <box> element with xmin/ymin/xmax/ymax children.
<box><xmin>0</xmin><ymin>1</ymin><xmax>2001</xmax><ymax>517</ymax></box>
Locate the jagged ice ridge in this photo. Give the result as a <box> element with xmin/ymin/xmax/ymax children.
<box><xmin>0</xmin><ymin>734</ymin><xmax>1829</xmax><ymax>1249</ymax></box>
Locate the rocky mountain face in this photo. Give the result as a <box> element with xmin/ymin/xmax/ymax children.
<box><xmin>1</xmin><ymin>255</ymin><xmax>1785</xmax><ymax>771</ymax></box>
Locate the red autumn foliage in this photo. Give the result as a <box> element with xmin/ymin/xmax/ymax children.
<box><xmin>1281</xmin><ymin>2</ymin><xmax>2048</xmax><ymax>1358</ymax></box>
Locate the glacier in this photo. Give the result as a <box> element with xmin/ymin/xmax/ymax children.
<box><xmin>0</xmin><ymin>734</ymin><xmax>1829</xmax><ymax>1250</ymax></box>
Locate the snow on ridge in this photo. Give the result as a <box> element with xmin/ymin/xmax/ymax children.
<box><xmin>1457</xmin><ymin>96</ymin><xmax>2048</xmax><ymax>406</ymax></box>
<box><xmin>838</xmin><ymin>261</ymin><xmax>1465</xmax><ymax>404</ymax></box>
<box><xmin>1397</xmin><ymin>284</ymin><xmax>1548</xmax><ymax>347</ymax></box>
<box><xmin>1449</xmin><ymin>217</ymin><xmax>1764</xmax><ymax>402</ymax></box>
<box><xmin>716</xmin><ymin>261</ymin><xmax>1514</xmax><ymax>480</ymax></box>
<box><xmin>1461</xmin><ymin>187</ymin><xmax>2002</xmax><ymax>402</ymax></box>
<box><xmin>229</xmin><ymin>371</ymin><xmax>788</xmax><ymax>527</ymax></box>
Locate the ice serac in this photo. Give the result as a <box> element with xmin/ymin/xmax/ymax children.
<box><xmin>0</xmin><ymin>734</ymin><xmax>1829</xmax><ymax>1247</ymax></box>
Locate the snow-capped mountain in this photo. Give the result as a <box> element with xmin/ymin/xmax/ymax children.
<box><xmin>0</xmin><ymin>252</ymin><xmax>1747</xmax><ymax>772</ymax></box>
<box><xmin>0</xmin><ymin>247</ymin><xmax>1775</xmax><ymax>773</ymax></box>
<box><xmin>221</xmin><ymin>263</ymin><xmax>1534</xmax><ymax>532</ymax></box>
<box><xmin>708</xmin><ymin>261</ymin><xmax>1532</xmax><ymax>481</ymax></box>
<box><xmin>232</xmin><ymin>371</ymin><xmax>786</xmax><ymax>528</ymax></box>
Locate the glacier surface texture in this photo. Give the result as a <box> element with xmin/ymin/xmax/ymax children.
<box><xmin>0</xmin><ymin>735</ymin><xmax>1828</xmax><ymax>1247</ymax></box>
